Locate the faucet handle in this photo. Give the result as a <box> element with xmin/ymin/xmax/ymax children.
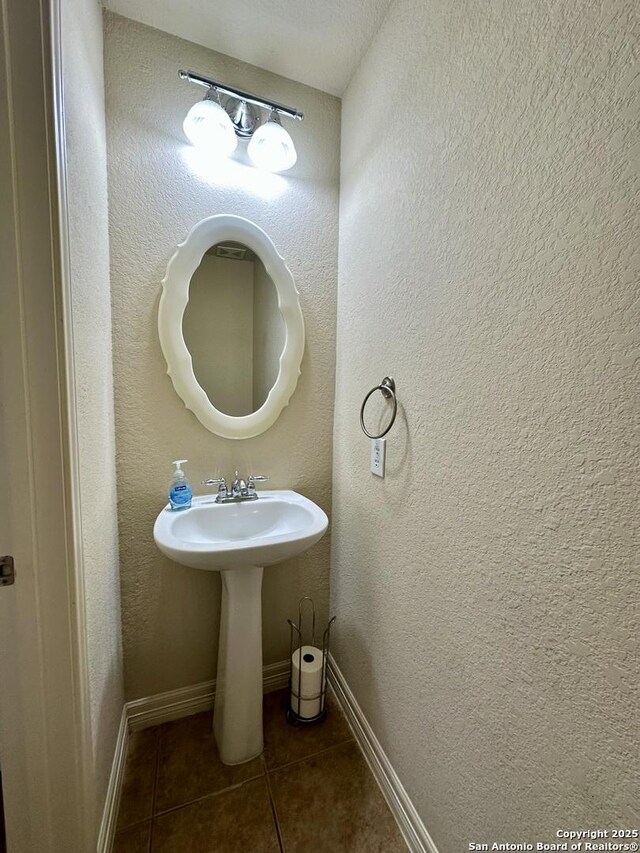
<box><xmin>247</xmin><ymin>474</ymin><xmax>269</xmax><ymax>491</ymax></box>
<box><xmin>203</xmin><ymin>477</ymin><xmax>228</xmax><ymax>495</ymax></box>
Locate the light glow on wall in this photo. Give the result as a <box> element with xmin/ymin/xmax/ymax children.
<box><xmin>181</xmin><ymin>146</ymin><xmax>287</xmax><ymax>199</ymax></box>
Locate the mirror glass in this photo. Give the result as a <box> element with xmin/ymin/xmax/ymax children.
<box><xmin>182</xmin><ymin>242</ymin><xmax>285</xmax><ymax>417</ymax></box>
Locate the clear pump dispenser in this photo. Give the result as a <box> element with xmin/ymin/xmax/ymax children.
<box><xmin>169</xmin><ymin>459</ymin><xmax>192</xmax><ymax>510</ymax></box>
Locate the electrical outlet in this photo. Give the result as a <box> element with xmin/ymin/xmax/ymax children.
<box><xmin>370</xmin><ymin>438</ymin><xmax>386</xmax><ymax>477</ymax></box>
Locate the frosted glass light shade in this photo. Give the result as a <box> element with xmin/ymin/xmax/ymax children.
<box><xmin>183</xmin><ymin>99</ymin><xmax>238</xmax><ymax>156</ymax></box>
<box><xmin>248</xmin><ymin>119</ymin><xmax>297</xmax><ymax>172</ymax></box>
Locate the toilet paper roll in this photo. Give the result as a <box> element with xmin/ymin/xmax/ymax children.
<box><xmin>292</xmin><ymin>695</ymin><xmax>324</xmax><ymax>719</ymax></box>
<box><xmin>290</xmin><ymin>645</ymin><xmax>325</xmax><ymax>718</ymax></box>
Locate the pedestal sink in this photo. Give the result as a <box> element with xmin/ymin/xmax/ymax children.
<box><xmin>153</xmin><ymin>490</ymin><xmax>328</xmax><ymax>764</ymax></box>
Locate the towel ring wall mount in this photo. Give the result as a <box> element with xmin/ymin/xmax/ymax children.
<box><xmin>359</xmin><ymin>376</ymin><xmax>398</xmax><ymax>439</ymax></box>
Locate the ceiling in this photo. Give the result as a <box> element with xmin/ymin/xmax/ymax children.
<box><xmin>102</xmin><ymin>0</ymin><xmax>393</xmax><ymax>96</ymax></box>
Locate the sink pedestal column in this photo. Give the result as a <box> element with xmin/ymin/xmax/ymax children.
<box><xmin>213</xmin><ymin>565</ymin><xmax>264</xmax><ymax>765</ymax></box>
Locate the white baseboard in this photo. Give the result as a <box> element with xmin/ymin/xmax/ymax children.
<box><xmin>328</xmin><ymin>653</ymin><xmax>438</xmax><ymax>853</ymax></box>
<box><xmin>96</xmin><ymin>707</ymin><xmax>129</xmax><ymax>853</ymax></box>
<box><xmin>262</xmin><ymin>658</ymin><xmax>291</xmax><ymax>694</ymax></box>
<box><xmin>126</xmin><ymin>659</ymin><xmax>290</xmax><ymax>731</ymax></box>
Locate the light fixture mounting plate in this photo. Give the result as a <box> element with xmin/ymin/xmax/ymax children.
<box><xmin>223</xmin><ymin>96</ymin><xmax>259</xmax><ymax>138</ymax></box>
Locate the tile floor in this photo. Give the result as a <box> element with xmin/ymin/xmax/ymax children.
<box><xmin>113</xmin><ymin>688</ymin><xmax>407</xmax><ymax>852</ymax></box>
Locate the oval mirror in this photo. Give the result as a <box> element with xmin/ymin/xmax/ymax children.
<box><xmin>158</xmin><ymin>215</ymin><xmax>304</xmax><ymax>439</ymax></box>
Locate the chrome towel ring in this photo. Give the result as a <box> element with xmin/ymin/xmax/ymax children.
<box><xmin>359</xmin><ymin>376</ymin><xmax>397</xmax><ymax>439</ymax></box>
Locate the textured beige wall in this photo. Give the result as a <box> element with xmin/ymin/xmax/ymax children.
<box><xmin>104</xmin><ymin>12</ymin><xmax>340</xmax><ymax>700</ymax></box>
<box><xmin>333</xmin><ymin>0</ymin><xmax>639</xmax><ymax>848</ymax></box>
<box><xmin>61</xmin><ymin>0</ymin><xmax>124</xmax><ymax>826</ymax></box>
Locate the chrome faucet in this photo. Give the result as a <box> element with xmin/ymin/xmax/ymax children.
<box><xmin>231</xmin><ymin>471</ymin><xmax>247</xmax><ymax>498</ymax></box>
<box><xmin>202</xmin><ymin>472</ymin><xmax>269</xmax><ymax>503</ymax></box>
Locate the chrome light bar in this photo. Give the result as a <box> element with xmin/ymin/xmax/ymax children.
<box><xmin>179</xmin><ymin>69</ymin><xmax>304</xmax><ymax>122</ymax></box>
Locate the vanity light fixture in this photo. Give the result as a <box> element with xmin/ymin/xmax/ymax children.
<box><xmin>179</xmin><ymin>69</ymin><xmax>303</xmax><ymax>173</ymax></box>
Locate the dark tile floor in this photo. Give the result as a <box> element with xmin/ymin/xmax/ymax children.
<box><xmin>114</xmin><ymin>688</ymin><xmax>407</xmax><ymax>852</ymax></box>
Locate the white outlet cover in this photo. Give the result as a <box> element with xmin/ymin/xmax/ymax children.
<box><xmin>370</xmin><ymin>438</ymin><xmax>386</xmax><ymax>478</ymax></box>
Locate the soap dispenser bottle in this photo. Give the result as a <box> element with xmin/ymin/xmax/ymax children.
<box><xmin>169</xmin><ymin>459</ymin><xmax>192</xmax><ymax>510</ymax></box>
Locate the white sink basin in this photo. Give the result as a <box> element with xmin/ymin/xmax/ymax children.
<box><xmin>153</xmin><ymin>490</ymin><xmax>328</xmax><ymax>570</ymax></box>
<box><xmin>152</xmin><ymin>489</ymin><xmax>328</xmax><ymax>766</ymax></box>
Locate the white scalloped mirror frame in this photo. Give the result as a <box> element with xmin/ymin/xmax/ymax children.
<box><xmin>158</xmin><ymin>214</ymin><xmax>304</xmax><ymax>439</ymax></box>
